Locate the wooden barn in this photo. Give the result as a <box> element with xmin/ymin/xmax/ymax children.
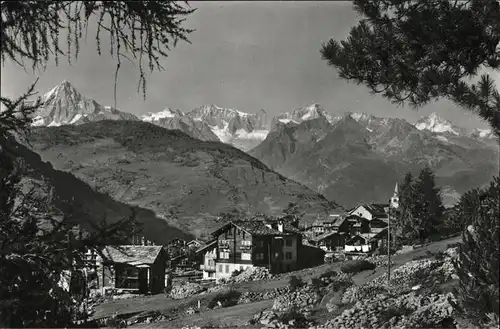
<box><xmin>96</xmin><ymin>245</ymin><xmax>167</xmax><ymax>295</ymax></box>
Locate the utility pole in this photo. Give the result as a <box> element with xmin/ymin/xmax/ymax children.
<box><xmin>387</xmin><ymin>205</ymin><xmax>391</xmax><ymax>286</ymax></box>
<box><xmin>387</xmin><ymin>182</ymin><xmax>399</xmax><ymax>287</ymax></box>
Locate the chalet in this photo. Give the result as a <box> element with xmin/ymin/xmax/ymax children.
<box><xmin>196</xmin><ymin>240</ymin><xmax>217</xmax><ymax>280</ymax></box>
<box><xmin>211</xmin><ymin>220</ymin><xmax>301</xmax><ymax>280</ymax></box>
<box><xmin>310</xmin><ymin>231</ymin><xmax>348</xmax><ymax>252</ymax></box>
<box><xmin>96</xmin><ymin>245</ymin><xmax>167</xmax><ymax>295</ymax></box>
<box><xmin>187</xmin><ymin>239</ymin><xmax>203</xmax><ymax>249</ymax></box>
<box><xmin>344</xmin><ymin>228</ymin><xmax>388</xmax><ymax>254</ymax></box>
<box><xmin>349</xmin><ymin>204</ymin><xmax>389</xmax><ymax>221</ymax></box>
<box><xmin>345</xmin><ymin>215</ymin><xmax>371</xmax><ymax>235</ymax></box>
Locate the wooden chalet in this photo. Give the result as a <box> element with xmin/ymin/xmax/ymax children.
<box><xmin>349</xmin><ymin>204</ymin><xmax>390</xmax><ymax>221</ymax></box>
<box><xmin>96</xmin><ymin>245</ymin><xmax>167</xmax><ymax>294</ymax></box>
<box><xmin>344</xmin><ymin>228</ymin><xmax>388</xmax><ymax>254</ymax></box>
<box><xmin>196</xmin><ymin>240</ymin><xmax>217</xmax><ymax>280</ymax></box>
<box><xmin>310</xmin><ymin>231</ymin><xmax>348</xmax><ymax>252</ymax></box>
<box><xmin>210</xmin><ymin>219</ymin><xmax>301</xmax><ymax>280</ymax></box>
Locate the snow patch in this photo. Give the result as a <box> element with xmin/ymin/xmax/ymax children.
<box><xmin>279</xmin><ymin>118</ymin><xmax>297</xmax><ymax>124</ymax></box>
<box><xmin>142</xmin><ymin>108</ymin><xmax>179</xmax><ymax>122</ymax></box>
<box><xmin>47</xmin><ymin>120</ymin><xmax>61</xmax><ymax>127</ymax></box>
<box><xmin>70</xmin><ymin>114</ymin><xmax>82</xmax><ymax>124</ymax></box>
<box><xmin>435</xmin><ymin>135</ymin><xmax>449</xmax><ymax>143</ymax></box>
<box><xmin>476</xmin><ymin>128</ymin><xmax>493</xmax><ymax>138</ymax></box>
<box><xmin>31</xmin><ymin>116</ymin><xmax>46</xmax><ymax>127</ymax></box>
<box><xmin>366</xmin><ymin>127</ymin><xmax>373</xmax><ymax>132</ymax></box>
<box><xmin>234</xmin><ymin>129</ymin><xmax>269</xmax><ymax>140</ymax></box>
<box><xmin>210</xmin><ymin>123</ymin><xmax>232</xmax><ymax>143</ymax></box>
<box><xmin>415</xmin><ymin>112</ymin><xmax>460</xmax><ymax>135</ymax></box>
<box><xmin>42</xmin><ymin>85</ymin><xmax>59</xmax><ymax>102</ymax></box>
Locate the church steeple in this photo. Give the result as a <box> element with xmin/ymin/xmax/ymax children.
<box><xmin>390</xmin><ymin>182</ymin><xmax>399</xmax><ymax>209</ymax></box>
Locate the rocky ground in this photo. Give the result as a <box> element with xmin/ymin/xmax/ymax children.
<box><xmin>90</xmin><ymin>236</ymin><xmax>484</xmax><ymax>329</ymax></box>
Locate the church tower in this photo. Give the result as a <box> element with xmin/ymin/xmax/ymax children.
<box><xmin>390</xmin><ymin>182</ymin><xmax>399</xmax><ymax>209</ymax></box>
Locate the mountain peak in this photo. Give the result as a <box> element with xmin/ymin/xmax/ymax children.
<box><xmin>415</xmin><ymin>112</ymin><xmax>464</xmax><ymax>135</ymax></box>
<box><xmin>141</xmin><ymin>108</ymin><xmax>183</xmax><ymax>122</ymax></box>
<box><xmin>32</xmin><ymin>81</ymin><xmax>138</xmax><ymax>127</ymax></box>
<box><xmin>42</xmin><ymin>80</ymin><xmax>81</xmax><ymax>103</ymax></box>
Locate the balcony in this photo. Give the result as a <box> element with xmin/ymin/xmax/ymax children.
<box><xmin>200</xmin><ymin>264</ymin><xmax>216</xmax><ymax>272</ymax></box>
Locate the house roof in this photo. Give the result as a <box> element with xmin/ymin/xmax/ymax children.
<box><xmin>311</xmin><ymin>231</ymin><xmax>346</xmax><ymax>242</ymax></box>
<box><xmin>187</xmin><ymin>239</ymin><xmax>202</xmax><ymax>246</ymax></box>
<box><xmin>212</xmin><ymin>220</ymin><xmax>295</xmax><ymax>237</ymax></box>
<box><xmin>100</xmin><ymin>245</ymin><xmax>163</xmax><ymax>265</ymax></box>
<box><xmin>195</xmin><ymin>240</ymin><xmax>217</xmax><ymax>254</ymax></box>
<box><xmin>370</xmin><ymin>227</ymin><xmax>387</xmax><ymax>234</ymax></box>
<box><xmin>332</xmin><ymin>216</ymin><xmax>347</xmax><ymax>227</ymax></box>
<box><xmin>350</xmin><ymin>204</ymin><xmax>389</xmax><ymax>217</ymax></box>
<box><xmin>365</xmin><ymin>204</ymin><xmax>389</xmax><ymax>215</ymax></box>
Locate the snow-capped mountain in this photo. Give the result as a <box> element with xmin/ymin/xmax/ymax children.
<box><xmin>31</xmin><ymin>80</ymin><xmax>138</xmax><ymax>127</ymax></box>
<box><xmin>415</xmin><ymin>112</ymin><xmax>466</xmax><ymax>136</ymax></box>
<box><xmin>141</xmin><ymin>108</ymin><xmax>184</xmax><ymax>122</ymax></box>
<box><xmin>141</xmin><ymin>107</ymin><xmax>219</xmax><ymax>142</ymax></box>
<box><xmin>273</xmin><ymin>104</ymin><xmax>340</xmax><ymax>126</ymax></box>
<box><xmin>186</xmin><ymin>105</ymin><xmax>271</xmax><ymax>151</ymax></box>
<box><xmin>469</xmin><ymin>128</ymin><xmax>496</xmax><ymax>140</ymax></box>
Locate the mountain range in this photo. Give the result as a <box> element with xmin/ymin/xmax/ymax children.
<box><xmin>29</xmin><ymin>81</ymin><xmax>498</xmax><ymax>209</ymax></box>
<box><xmin>250</xmin><ymin>113</ymin><xmax>498</xmax><ymax>207</ymax></box>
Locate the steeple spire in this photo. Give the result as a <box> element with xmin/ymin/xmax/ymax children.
<box><xmin>390</xmin><ymin>182</ymin><xmax>399</xmax><ymax>209</ymax></box>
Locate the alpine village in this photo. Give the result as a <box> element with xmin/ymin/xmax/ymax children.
<box><xmin>1</xmin><ymin>1</ymin><xmax>499</xmax><ymax>329</ymax></box>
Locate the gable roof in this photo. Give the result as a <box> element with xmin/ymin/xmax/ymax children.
<box><xmin>100</xmin><ymin>245</ymin><xmax>163</xmax><ymax>265</ymax></box>
<box><xmin>196</xmin><ymin>240</ymin><xmax>217</xmax><ymax>254</ymax></box>
<box><xmin>312</xmin><ymin>231</ymin><xmax>347</xmax><ymax>242</ymax></box>
<box><xmin>211</xmin><ymin>220</ymin><xmax>295</xmax><ymax>237</ymax></box>
<box><xmin>350</xmin><ymin>204</ymin><xmax>389</xmax><ymax>217</ymax></box>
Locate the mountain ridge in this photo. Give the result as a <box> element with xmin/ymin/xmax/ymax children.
<box><xmin>28</xmin><ymin>120</ymin><xmax>341</xmax><ymax>238</ymax></box>
<box><xmin>250</xmin><ymin>114</ymin><xmax>499</xmax><ymax>208</ymax></box>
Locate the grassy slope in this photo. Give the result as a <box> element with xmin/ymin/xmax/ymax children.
<box><xmin>1</xmin><ymin>135</ymin><xmax>192</xmax><ymax>244</ymax></box>
<box><xmin>28</xmin><ymin>121</ymin><xmax>340</xmax><ymax>238</ymax></box>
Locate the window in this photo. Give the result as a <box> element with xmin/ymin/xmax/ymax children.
<box><xmin>257</xmin><ymin>241</ymin><xmax>265</xmax><ymax>248</ymax></box>
<box><xmin>241</xmin><ymin>253</ymin><xmax>251</xmax><ymax>260</ymax></box>
<box><xmin>285</xmin><ymin>239</ymin><xmax>293</xmax><ymax>247</ymax></box>
<box><xmin>255</xmin><ymin>253</ymin><xmax>264</xmax><ymax>260</ymax></box>
<box><xmin>219</xmin><ymin>264</ymin><xmax>223</xmax><ymax>273</ymax></box>
<box><xmin>286</xmin><ymin>252</ymin><xmax>293</xmax><ymax>260</ymax></box>
<box><xmin>225</xmin><ymin>265</ymin><xmax>230</xmax><ymax>273</ymax></box>
<box><xmin>241</xmin><ymin>240</ymin><xmax>252</xmax><ymax>246</ymax></box>
<box><xmin>219</xmin><ymin>252</ymin><xmax>229</xmax><ymax>259</ymax></box>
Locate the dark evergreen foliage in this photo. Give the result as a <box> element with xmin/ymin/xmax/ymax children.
<box><xmin>321</xmin><ymin>0</ymin><xmax>500</xmax><ymax>137</ymax></box>
<box><xmin>452</xmin><ymin>177</ymin><xmax>499</xmax><ymax>324</ymax></box>
<box><xmin>396</xmin><ymin>168</ymin><xmax>445</xmax><ymax>244</ymax></box>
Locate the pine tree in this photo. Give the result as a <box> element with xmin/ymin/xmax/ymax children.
<box><xmin>320</xmin><ymin>0</ymin><xmax>500</xmax><ymax>137</ymax></box>
<box><xmin>396</xmin><ymin>172</ymin><xmax>417</xmax><ymax>244</ymax></box>
<box><xmin>453</xmin><ymin>177</ymin><xmax>499</xmax><ymax>324</ymax></box>
<box><xmin>397</xmin><ymin>168</ymin><xmax>445</xmax><ymax>244</ymax></box>
<box><xmin>414</xmin><ymin>166</ymin><xmax>445</xmax><ymax>242</ymax></box>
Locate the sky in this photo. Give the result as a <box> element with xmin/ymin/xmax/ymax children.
<box><xmin>1</xmin><ymin>1</ymin><xmax>498</xmax><ymax>130</ymax></box>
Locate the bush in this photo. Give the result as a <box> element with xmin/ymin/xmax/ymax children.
<box><xmin>319</xmin><ymin>270</ymin><xmax>338</xmax><ymax>279</ymax></box>
<box><xmin>309</xmin><ymin>278</ymin><xmax>323</xmax><ymax>290</ymax></box>
<box><xmin>207</xmin><ymin>290</ymin><xmax>241</xmax><ymax>309</ymax></box>
<box><xmin>231</xmin><ymin>269</ymin><xmax>243</xmax><ymax>278</ymax></box>
<box><xmin>340</xmin><ymin>259</ymin><xmax>376</xmax><ymax>273</ymax></box>
<box><xmin>288</xmin><ymin>275</ymin><xmax>304</xmax><ymax>291</ymax></box>
<box><xmin>277</xmin><ymin>307</ymin><xmax>309</xmax><ymax>328</ymax></box>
